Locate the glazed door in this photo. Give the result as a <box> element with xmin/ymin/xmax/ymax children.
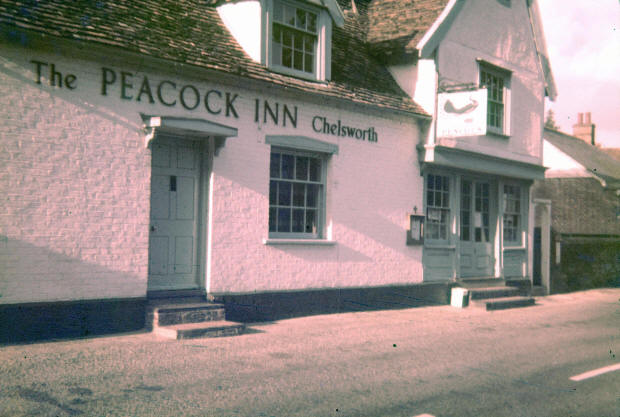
<box><xmin>148</xmin><ymin>138</ymin><xmax>202</xmax><ymax>291</ymax></box>
<box><xmin>460</xmin><ymin>179</ymin><xmax>494</xmax><ymax>277</ymax></box>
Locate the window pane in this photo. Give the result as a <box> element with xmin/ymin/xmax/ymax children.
<box><xmin>278</xmin><ymin>181</ymin><xmax>291</xmax><ymax>205</ymax></box>
<box><xmin>277</xmin><ymin>208</ymin><xmax>290</xmax><ymax>232</ymax></box>
<box><xmin>269</xmin><ymin>180</ymin><xmax>278</xmax><ymax>204</ymax></box>
<box><xmin>284</xmin><ymin>4</ymin><xmax>296</xmax><ymax>26</ymax></box>
<box><xmin>296</xmin><ymin>9</ymin><xmax>306</xmax><ymax>29</ymax></box>
<box><xmin>293</xmin><ymin>183</ymin><xmax>305</xmax><ymax>206</ymax></box>
<box><xmin>293</xmin><ymin>50</ymin><xmax>303</xmax><ymax>71</ymax></box>
<box><xmin>270</xmin><ymin>153</ymin><xmax>280</xmax><ymax>178</ymax></box>
<box><xmin>294</xmin><ymin>34</ymin><xmax>303</xmax><ymax>51</ymax></box>
<box><xmin>306</xmin><ymin>184</ymin><xmax>318</xmax><ymax>207</ymax></box>
<box><xmin>307</xmin><ymin>12</ymin><xmax>316</xmax><ymax>32</ymax></box>
<box><xmin>304</xmin><ymin>36</ymin><xmax>314</xmax><ymax>53</ymax></box>
<box><xmin>272</xmin><ymin>43</ymin><xmax>282</xmax><ymax>66</ymax></box>
<box><xmin>304</xmin><ymin>53</ymin><xmax>313</xmax><ymax>73</ymax></box>
<box><xmin>309</xmin><ymin>158</ymin><xmax>321</xmax><ymax>181</ymax></box>
<box><xmin>282</xmin><ymin>47</ymin><xmax>292</xmax><ymax>68</ymax></box>
<box><xmin>281</xmin><ymin>154</ymin><xmax>294</xmax><ymax>179</ymax></box>
<box><xmin>295</xmin><ymin>156</ymin><xmax>308</xmax><ymax>180</ymax></box>
<box><xmin>282</xmin><ymin>29</ymin><xmax>293</xmax><ymax>47</ymax></box>
<box><xmin>292</xmin><ymin>209</ymin><xmax>304</xmax><ymax>232</ymax></box>
<box><xmin>305</xmin><ymin>209</ymin><xmax>316</xmax><ymax>233</ymax></box>
<box><xmin>269</xmin><ymin>208</ymin><xmax>277</xmax><ymax>232</ymax></box>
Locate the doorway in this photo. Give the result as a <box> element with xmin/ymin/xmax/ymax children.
<box><xmin>459</xmin><ymin>178</ymin><xmax>495</xmax><ymax>277</ymax></box>
<box><xmin>148</xmin><ymin>137</ymin><xmax>206</xmax><ymax>291</ymax></box>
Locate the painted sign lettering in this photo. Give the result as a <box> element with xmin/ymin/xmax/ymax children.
<box><xmin>30</xmin><ymin>59</ymin><xmax>378</xmax><ymax>142</ymax></box>
<box><xmin>312</xmin><ymin>116</ymin><xmax>378</xmax><ymax>142</ymax></box>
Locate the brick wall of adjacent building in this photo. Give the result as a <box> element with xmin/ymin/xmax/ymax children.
<box><xmin>533</xmin><ymin>177</ymin><xmax>620</xmax><ymax>293</ymax></box>
<box><xmin>549</xmin><ymin>234</ymin><xmax>620</xmax><ymax>293</ymax></box>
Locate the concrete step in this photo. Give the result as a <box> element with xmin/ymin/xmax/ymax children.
<box><xmin>469</xmin><ymin>286</ymin><xmax>521</xmax><ymax>300</ymax></box>
<box><xmin>457</xmin><ymin>278</ymin><xmax>506</xmax><ymax>288</ymax></box>
<box><xmin>154</xmin><ymin>303</ymin><xmax>225</xmax><ymax>326</ymax></box>
<box><xmin>474</xmin><ymin>296</ymin><xmax>536</xmax><ymax>311</ymax></box>
<box><xmin>154</xmin><ymin>321</ymin><xmax>246</xmax><ymax>340</ymax></box>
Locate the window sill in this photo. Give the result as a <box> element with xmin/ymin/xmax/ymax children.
<box><xmin>486</xmin><ymin>131</ymin><xmax>510</xmax><ymax>139</ymax></box>
<box><xmin>504</xmin><ymin>245</ymin><xmax>526</xmax><ymax>251</ymax></box>
<box><xmin>424</xmin><ymin>244</ymin><xmax>456</xmax><ymax>250</ymax></box>
<box><xmin>263</xmin><ymin>238</ymin><xmax>337</xmax><ymax>246</ymax></box>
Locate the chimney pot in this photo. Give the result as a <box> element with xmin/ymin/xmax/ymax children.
<box><xmin>578</xmin><ymin>113</ymin><xmax>583</xmax><ymax>124</ymax></box>
<box><xmin>585</xmin><ymin>112</ymin><xmax>591</xmax><ymax>124</ymax></box>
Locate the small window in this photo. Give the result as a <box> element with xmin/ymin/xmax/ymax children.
<box><xmin>272</xmin><ymin>0</ymin><xmax>317</xmax><ymax>74</ymax></box>
<box><xmin>503</xmin><ymin>184</ymin><xmax>521</xmax><ymax>244</ymax></box>
<box><xmin>269</xmin><ymin>148</ymin><xmax>325</xmax><ymax>238</ymax></box>
<box><xmin>480</xmin><ymin>65</ymin><xmax>510</xmax><ymax>135</ymax></box>
<box><xmin>425</xmin><ymin>174</ymin><xmax>451</xmax><ymax>241</ymax></box>
<box><xmin>267</xmin><ymin>0</ymin><xmax>331</xmax><ymax>80</ymax></box>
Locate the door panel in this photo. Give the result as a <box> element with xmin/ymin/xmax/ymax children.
<box><xmin>460</xmin><ymin>178</ymin><xmax>495</xmax><ymax>277</ymax></box>
<box><xmin>148</xmin><ymin>139</ymin><xmax>202</xmax><ymax>291</ymax></box>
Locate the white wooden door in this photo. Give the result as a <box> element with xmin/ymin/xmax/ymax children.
<box><xmin>460</xmin><ymin>179</ymin><xmax>494</xmax><ymax>277</ymax></box>
<box><xmin>148</xmin><ymin>138</ymin><xmax>201</xmax><ymax>291</ymax></box>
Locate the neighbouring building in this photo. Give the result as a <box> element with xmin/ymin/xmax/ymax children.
<box><xmin>0</xmin><ymin>0</ymin><xmax>556</xmax><ymax>341</ymax></box>
<box><xmin>532</xmin><ymin>121</ymin><xmax>620</xmax><ymax>293</ymax></box>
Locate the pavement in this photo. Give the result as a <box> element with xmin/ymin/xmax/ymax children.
<box><xmin>1</xmin><ymin>288</ymin><xmax>619</xmax><ymax>417</ymax></box>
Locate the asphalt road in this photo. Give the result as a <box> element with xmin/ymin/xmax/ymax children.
<box><xmin>1</xmin><ymin>288</ymin><xmax>618</xmax><ymax>417</ymax></box>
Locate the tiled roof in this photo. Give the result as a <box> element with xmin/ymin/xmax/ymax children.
<box><xmin>366</xmin><ymin>0</ymin><xmax>450</xmax><ymax>51</ymax></box>
<box><xmin>544</xmin><ymin>128</ymin><xmax>620</xmax><ymax>189</ymax></box>
<box><xmin>0</xmin><ymin>0</ymin><xmax>428</xmax><ymax>116</ymax></box>
<box><xmin>532</xmin><ymin>178</ymin><xmax>620</xmax><ymax>236</ymax></box>
<box><xmin>603</xmin><ymin>148</ymin><xmax>620</xmax><ymax>162</ymax></box>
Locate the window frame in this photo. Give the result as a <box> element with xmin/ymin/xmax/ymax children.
<box><xmin>479</xmin><ymin>62</ymin><xmax>511</xmax><ymax>136</ymax></box>
<box><xmin>425</xmin><ymin>173</ymin><xmax>452</xmax><ymax>243</ymax></box>
<box><xmin>263</xmin><ymin>0</ymin><xmax>331</xmax><ymax>81</ymax></box>
<box><xmin>502</xmin><ymin>183</ymin><xmax>523</xmax><ymax>246</ymax></box>
<box><xmin>268</xmin><ymin>147</ymin><xmax>327</xmax><ymax>239</ymax></box>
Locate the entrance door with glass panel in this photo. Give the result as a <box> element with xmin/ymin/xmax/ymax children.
<box><xmin>460</xmin><ymin>179</ymin><xmax>495</xmax><ymax>277</ymax></box>
<box><xmin>148</xmin><ymin>137</ymin><xmax>203</xmax><ymax>291</ymax></box>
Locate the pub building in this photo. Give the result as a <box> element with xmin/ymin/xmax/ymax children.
<box><xmin>0</xmin><ymin>0</ymin><xmax>556</xmax><ymax>340</ymax></box>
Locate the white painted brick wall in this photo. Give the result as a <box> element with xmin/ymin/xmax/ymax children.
<box><xmin>1</xmin><ymin>39</ymin><xmax>426</xmax><ymax>304</ymax></box>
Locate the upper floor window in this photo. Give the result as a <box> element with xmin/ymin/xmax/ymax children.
<box><xmin>479</xmin><ymin>64</ymin><xmax>511</xmax><ymax>136</ymax></box>
<box><xmin>272</xmin><ymin>0</ymin><xmax>318</xmax><ymax>75</ymax></box>
<box><xmin>218</xmin><ymin>0</ymin><xmax>344</xmax><ymax>82</ymax></box>
<box><xmin>265</xmin><ymin>0</ymin><xmax>338</xmax><ymax>81</ymax></box>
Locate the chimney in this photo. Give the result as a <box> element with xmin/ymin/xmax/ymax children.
<box><xmin>572</xmin><ymin>112</ymin><xmax>596</xmax><ymax>145</ymax></box>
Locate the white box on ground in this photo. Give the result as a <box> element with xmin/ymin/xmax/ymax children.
<box><xmin>451</xmin><ymin>287</ymin><xmax>469</xmax><ymax>308</ymax></box>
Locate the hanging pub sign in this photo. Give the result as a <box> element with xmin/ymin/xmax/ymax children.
<box><xmin>436</xmin><ymin>88</ymin><xmax>487</xmax><ymax>138</ymax></box>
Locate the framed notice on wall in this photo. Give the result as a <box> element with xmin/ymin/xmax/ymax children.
<box><xmin>436</xmin><ymin>89</ymin><xmax>487</xmax><ymax>138</ymax></box>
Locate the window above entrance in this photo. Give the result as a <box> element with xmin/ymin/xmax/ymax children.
<box><xmin>479</xmin><ymin>61</ymin><xmax>511</xmax><ymax>136</ymax></box>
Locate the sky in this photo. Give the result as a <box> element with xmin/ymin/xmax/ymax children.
<box><xmin>537</xmin><ymin>0</ymin><xmax>620</xmax><ymax>148</ymax></box>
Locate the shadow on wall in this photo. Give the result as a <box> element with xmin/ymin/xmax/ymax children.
<box><xmin>0</xmin><ymin>236</ymin><xmax>146</xmax><ymax>345</ymax></box>
<box><xmin>550</xmin><ymin>233</ymin><xmax>620</xmax><ymax>294</ymax></box>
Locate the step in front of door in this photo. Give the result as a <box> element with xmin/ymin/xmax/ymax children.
<box><xmin>155</xmin><ymin>303</ymin><xmax>226</xmax><ymax>326</ymax></box>
<box><xmin>154</xmin><ymin>321</ymin><xmax>246</xmax><ymax>340</ymax></box>
<box><xmin>468</xmin><ymin>286</ymin><xmax>521</xmax><ymax>300</ymax></box>
<box><xmin>473</xmin><ymin>296</ymin><xmax>536</xmax><ymax>311</ymax></box>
